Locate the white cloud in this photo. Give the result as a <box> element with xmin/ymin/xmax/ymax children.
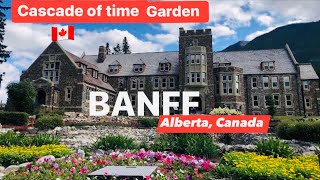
<box><xmin>0</xmin><ymin>63</ymin><xmax>21</xmax><ymax>103</ymax></box>
<box><xmin>245</xmin><ymin>26</ymin><xmax>275</xmax><ymax>41</ymax></box>
<box><xmin>145</xmin><ymin>33</ymin><xmax>177</xmax><ymax>46</ymax></box>
<box><xmin>209</xmin><ymin>25</ymin><xmax>236</xmax><ymax>38</ymax></box>
<box><xmin>257</xmin><ymin>15</ymin><xmax>273</xmax><ymax>26</ymax></box>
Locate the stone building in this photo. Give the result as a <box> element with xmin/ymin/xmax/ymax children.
<box><xmin>21</xmin><ymin>28</ymin><xmax>320</xmax><ymax>116</ymax></box>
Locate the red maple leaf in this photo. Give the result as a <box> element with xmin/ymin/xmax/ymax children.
<box><xmin>59</xmin><ymin>28</ymin><xmax>67</xmax><ymax>37</ymax></box>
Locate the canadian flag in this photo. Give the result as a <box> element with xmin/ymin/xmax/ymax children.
<box><xmin>52</xmin><ymin>26</ymin><xmax>74</xmax><ymax>42</ymax></box>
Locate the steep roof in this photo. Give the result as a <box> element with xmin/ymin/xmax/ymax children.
<box><xmin>213</xmin><ymin>49</ymin><xmax>297</xmax><ymax>75</ymax></box>
<box><xmin>82</xmin><ymin>52</ymin><xmax>179</xmax><ymax>76</ymax></box>
<box><xmin>299</xmin><ymin>64</ymin><xmax>319</xmax><ymax>80</ymax></box>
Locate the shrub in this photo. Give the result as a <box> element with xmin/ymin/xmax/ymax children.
<box><xmin>276</xmin><ymin>120</ymin><xmax>320</xmax><ymax>143</ymax></box>
<box><xmin>93</xmin><ymin>135</ymin><xmax>137</xmax><ymax>150</ymax></box>
<box><xmin>151</xmin><ymin>134</ymin><xmax>220</xmax><ymax>159</ymax></box>
<box><xmin>0</xmin><ymin>132</ymin><xmax>60</xmax><ymax>147</ymax></box>
<box><xmin>0</xmin><ymin>145</ymin><xmax>72</xmax><ymax>167</ymax></box>
<box><xmin>0</xmin><ymin>112</ymin><xmax>29</xmax><ymax>126</ymax></box>
<box><xmin>215</xmin><ymin>152</ymin><xmax>320</xmax><ymax>179</ymax></box>
<box><xmin>255</xmin><ymin>137</ymin><xmax>294</xmax><ymax>158</ymax></box>
<box><xmin>209</xmin><ymin>107</ymin><xmax>242</xmax><ymax>115</ymax></box>
<box><xmin>138</xmin><ymin>117</ymin><xmax>158</xmax><ymax>128</ymax></box>
<box><xmin>35</xmin><ymin>114</ymin><xmax>64</xmax><ymax>130</ymax></box>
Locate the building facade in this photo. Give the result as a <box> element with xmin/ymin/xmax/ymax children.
<box><xmin>21</xmin><ymin>28</ymin><xmax>320</xmax><ymax>116</ymax></box>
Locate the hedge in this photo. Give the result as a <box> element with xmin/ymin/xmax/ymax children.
<box><xmin>276</xmin><ymin>120</ymin><xmax>320</xmax><ymax>143</ymax></box>
<box><xmin>0</xmin><ymin>112</ymin><xmax>29</xmax><ymax>126</ymax></box>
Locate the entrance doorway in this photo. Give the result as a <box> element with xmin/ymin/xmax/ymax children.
<box><xmin>36</xmin><ymin>90</ymin><xmax>46</xmax><ymax>105</ymax></box>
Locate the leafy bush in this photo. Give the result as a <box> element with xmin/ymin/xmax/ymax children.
<box><xmin>255</xmin><ymin>138</ymin><xmax>294</xmax><ymax>158</ymax></box>
<box><xmin>0</xmin><ymin>145</ymin><xmax>72</xmax><ymax>167</ymax></box>
<box><xmin>93</xmin><ymin>135</ymin><xmax>137</xmax><ymax>150</ymax></box>
<box><xmin>0</xmin><ymin>131</ymin><xmax>60</xmax><ymax>147</ymax></box>
<box><xmin>0</xmin><ymin>112</ymin><xmax>29</xmax><ymax>126</ymax></box>
<box><xmin>209</xmin><ymin>107</ymin><xmax>242</xmax><ymax>115</ymax></box>
<box><xmin>138</xmin><ymin>117</ymin><xmax>158</xmax><ymax>128</ymax></box>
<box><xmin>35</xmin><ymin>114</ymin><xmax>64</xmax><ymax>130</ymax></box>
<box><xmin>276</xmin><ymin>120</ymin><xmax>320</xmax><ymax>143</ymax></box>
<box><xmin>151</xmin><ymin>134</ymin><xmax>220</xmax><ymax>159</ymax></box>
<box><xmin>215</xmin><ymin>152</ymin><xmax>320</xmax><ymax>179</ymax></box>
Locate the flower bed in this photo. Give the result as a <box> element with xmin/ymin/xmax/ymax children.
<box><xmin>3</xmin><ymin>150</ymin><xmax>216</xmax><ymax>180</ymax></box>
<box><xmin>215</xmin><ymin>152</ymin><xmax>320</xmax><ymax>179</ymax></box>
<box><xmin>0</xmin><ymin>145</ymin><xmax>72</xmax><ymax>167</ymax></box>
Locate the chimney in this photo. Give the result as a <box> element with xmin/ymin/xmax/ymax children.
<box><xmin>98</xmin><ymin>46</ymin><xmax>106</xmax><ymax>63</ymax></box>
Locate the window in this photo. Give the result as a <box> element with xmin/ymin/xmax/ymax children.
<box><xmin>191</xmin><ymin>73</ymin><xmax>195</xmax><ymax>83</ymax></box>
<box><xmin>202</xmin><ymin>72</ymin><xmax>206</xmax><ymax>83</ymax></box>
<box><xmin>252</xmin><ymin>77</ymin><xmax>257</xmax><ymax>88</ymax></box>
<box><xmin>272</xmin><ymin>76</ymin><xmax>278</xmax><ymax>88</ymax></box>
<box><xmin>79</xmin><ymin>63</ymin><xmax>87</xmax><ymax>72</ymax></box>
<box><xmin>92</xmin><ymin>70</ymin><xmax>98</xmax><ymax>79</ymax></box>
<box><xmin>306</xmin><ymin>112</ymin><xmax>313</xmax><ymax>117</ymax></box>
<box><xmin>283</xmin><ymin>76</ymin><xmax>290</xmax><ymax>88</ymax></box>
<box><xmin>109</xmin><ymin>65</ymin><xmax>119</xmax><ymax>73</ymax></box>
<box><xmin>186</xmin><ymin>55</ymin><xmax>189</xmax><ymax>65</ymax></box>
<box><xmin>43</xmin><ymin>59</ymin><xmax>60</xmax><ymax>83</ymax></box>
<box><xmin>253</xmin><ymin>95</ymin><xmax>259</xmax><ymax>107</ymax></box>
<box><xmin>196</xmin><ymin>73</ymin><xmax>201</xmax><ymax>83</ymax></box>
<box><xmin>253</xmin><ymin>111</ymin><xmax>261</xmax><ymax>115</ymax></box>
<box><xmin>139</xmin><ymin>78</ymin><xmax>144</xmax><ymax>90</ymax></box>
<box><xmin>285</xmin><ymin>94</ymin><xmax>293</xmax><ymax>107</ymax></box>
<box><xmin>162</xmin><ymin>78</ymin><xmax>167</xmax><ymax>89</ymax></box>
<box><xmin>102</xmin><ymin>75</ymin><xmax>108</xmax><ymax>82</ymax></box>
<box><xmin>186</xmin><ymin>73</ymin><xmax>189</xmax><ymax>83</ymax></box>
<box><xmin>160</xmin><ymin>63</ymin><xmax>171</xmax><ymax>72</ymax></box>
<box><xmin>273</xmin><ymin>94</ymin><xmax>280</xmax><ymax>107</ymax></box>
<box><xmin>65</xmin><ymin>87</ymin><xmax>72</xmax><ymax>101</ymax></box>
<box><xmin>154</xmin><ymin>77</ymin><xmax>159</xmax><ymax>89</ymax></box>
<box><xmin>286</xmin><ymin>111</ymin><xmax>294</xmax><ymax>116</ymax></box>
<box><xmin>263</xmin><ymin>76</ymin><xmax>269</xmax><ymax>88</ymax></box>
<box><xmin>169</xmin><ymin>77</ymin><xmax>175</xmax><ymax>88</ymax></box>
<box><xmin>235</xmin><ymin>75</ymin><xmax>240</xmax><ymax>94</ymax></box>
<box><xmin>196</xmin><ymin>55</ymin><xmax>201</xmax><ymax>64</ymax></box>
<box><xmin>131</xmin><ymin>79</ymin><xmax>137</xmax><ymax>90</ymax></box>
<box><xmin>131</xmin><ymin>95</ymin><xmax>137</xmax><ymax>107</ymax></box>
<box><xmin>86</xmin><ymin>87</ymin><xmax>95</xmax><ymax>100</ymax></box>
<box><xmin>118</xmin><ymin>78</ymin><xmax>125</xmax><ymax>89</ymax></box>
<box><xmin>133</xmin><ymin>64</ymin><xmax>144</xmax><ymax>73</ymax></box>
<box><xmin>305</xmin><ymin>97</ymin><xmax>312</xmax><ymax>109</ymax></box>
<box><xmin>190</xmin><ymin>55</ymin><xmax>195</xmax><ymax>64</ymax></box>
<box><xmin>222</xmin><ymin>75</ymin><xmax>233</xmax><ymax>95</ymax></box>
<box><xmin>201</xmin><ymin>54</ymin><xmax>205</xmax><ymax>64</ymax></box>
<box><xmin>262</xmin><ymin>61</ymin><xmax>275</xmax><ymax>70</ymax></box>
<box><xmin>303</xmin><ymin>81</ymin><xmax>310</xmax><ymax>90</ymax></box>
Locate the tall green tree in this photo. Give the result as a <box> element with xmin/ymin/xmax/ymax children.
<box><xmin>122</xmin><ymin>37</ymin><xmax>131</xmax><ymax>54</ymax></box>
<box><xmin>0</xmin><ymin>0</ymin><xmax>10</xmax><ymax>63</ymax></box>
<box><xmin>5</xmin><ymin>81</ymin><xmax>36</xmax><ymax>114</ymax></box>
<box><xmin>266</xmin><ymin>93</ymin><xmax>276</xmax><ymax>117</ymax></box>
<box><xmin>113</xmin><ymin>43</ymin><xmax>121</xmax><ymax>54</ymax></box>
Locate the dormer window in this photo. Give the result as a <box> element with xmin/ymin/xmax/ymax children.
<box><xmin>160</xmin><ymin>63</ymin><xmax>171</xmax><ymax>72</ymax></box>
<box><xmin>92</xmin><ymin>70</ymin><xmax>98</xmax><ymax>79</ymax></box>
<box><xmin>133</xmin><ymin>64</ymin><xmax>144</xmax><ymax>73</ymax></box>
<box><xmin>109</xmin><ymin>65</ymin><xmax>119</xmax><ymax>74</ymax></box>
<box><xmin>261</xmin><ymin>61</ymin><xmax>275</xmax><ymax>71</ymax></box>
<box><xmin>102</xmin><ymin>74</ymin><xmax>108</xmax><ymax>82</ymax></box>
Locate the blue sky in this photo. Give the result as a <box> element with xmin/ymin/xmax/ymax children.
<box><xmin>0</xmin><ymin>0</ymin><xmax>320</xmax><ymax>102</ymax></box>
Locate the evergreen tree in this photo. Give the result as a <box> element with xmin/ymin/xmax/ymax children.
<box><xmin>122</xmin><ymin>37</ymin><xmax>131</xmax><ymax>54</ymax></box>
<box><xmin>106</xmin><ymin>42</ymin><xmax>111</xmax><ymax>55</ymax></box>
<box><xmin>0</xmin><ymin>1</ymin><xmax>10</xmax><ymax>63</ymax></box>
<box><xmin>113</xmin><ymin>43</ymin><xmax>121</xmax><ymax>54</ymax></box>
<box><xmin>5</xmin><ymin>80</ymin><xmax>36</xmax><ymax>114</ymax></box>
<box><xmin>266</xmin><ymin>93</ymin><xmax>276</xmax><ymax>117</ymax></box>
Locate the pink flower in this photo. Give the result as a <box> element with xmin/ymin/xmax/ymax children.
<box><xmin>104</xmin><ymin>171</ymin><xmax>108</xmax><ymax>176</ymax></box>
<box><xmin>146</xmin><ymin>175</ymin><xmax>151</xmax><ymax>180</ymax></box>
<box><xmin>173</xmin><ymin>174</ymin><xmax>178</xmax><ymax>179</ymax></box>
<box><xmin>34</xmin><ymin>166</ymin><xmax>39</xmax><ymax>171</ymax></box>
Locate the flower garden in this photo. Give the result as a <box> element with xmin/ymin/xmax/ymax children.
<box><xmin>0</xmin><ymin>108</ymin><xmax>320</xmax><ymax>180</ymax></box>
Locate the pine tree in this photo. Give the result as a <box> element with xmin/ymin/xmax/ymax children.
<box><xmin>266</xmin><ymin>93</ymin><xmax>276</xmax><ymax>117</ymax></box>
<box><xmin>122</xmin><ymin>37</ymin><xmax>131</xmax><ymax>54</ymax></box>
<box><xmin>0</xmin><ymin>0</ymin><xmax>10</xmax><ymax>63</ymax></box>
<box><xmin>113</xmin><ymin>43</ymin><xmax>121</xmax><ymax>54</ymax></box>
<box><xmin>106</xmin><ymin>42</ymin><xmax>111</xmax><ymax>55</ymax></box>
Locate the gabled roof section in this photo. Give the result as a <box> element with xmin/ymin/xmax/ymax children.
<box><xmin>83</xmin><ymin>52</ymin><xmax>179</xmax><ymax>76</ymax></box>
<box><xmin>159</xmin><ymin>57</ymin><xmax>170</xmax><ymax>64</ymax></box>
<box><xmin>299</xmin><ymin>64</ymin><xmax>319</xmax><ymax>80</ymax></box>
<box><xmin>109</xmin><ymin>60</ymin><xmax>121</xmax><ymax>66</ymax></box>
<box><xmin>214</xmin><ymin>49</ymin><xmax>297</xmax><ymax>75</ymax></box>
